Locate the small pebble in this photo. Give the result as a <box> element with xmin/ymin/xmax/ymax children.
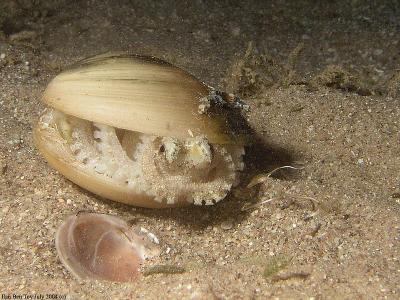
<box><xmin>9</xmin><ymin>30</ymin><xmax>37</xmax><ymax>42</ymax></box>
<box><xmin>221</xmin><ymin>220</ymin><xmax>233</xmax><ymax>230</ymax></box>
<box><xmin>1</xmin><ymin>206</ymin><xmax>10</xmax><ymax>214</ymax></box>
<box><xmin>1</xmin><ymin>163</ymin><xmax>7</xmax><ymax>175</ymax></box>
<box><xmin>231</xmin><ymin>27</ymin><xmax>241</xmax><ymax>36</ymax></box>
<box><xmin>36</xmin><ymin>214</ymin><xmax>45</xmax><ymax>220</ymax></box>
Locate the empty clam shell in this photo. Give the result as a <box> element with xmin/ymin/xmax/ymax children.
<box><xmin>55</xmin><ymin>212</ymin><xmax>160</xmax><ymax>282</ymax></box>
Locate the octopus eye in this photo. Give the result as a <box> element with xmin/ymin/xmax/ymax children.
<box><xmin>185</xmin><ymin>136</ymin><xmax>213</xmax><ymax>167</ymax></box>
<box><xmin>160</xmin><ymin>137</ymin><xmax>181</xmax><ymax>163</ymax></box>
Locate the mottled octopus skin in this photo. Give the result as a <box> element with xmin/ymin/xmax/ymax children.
<box><xmin>34</xmin><ymin>108</ymin><xmax>244</xmax><ymax>207</ymax></box>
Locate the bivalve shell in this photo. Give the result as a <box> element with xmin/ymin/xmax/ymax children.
<box><xmin>34</xmin><ymin>52</ymin><xmax>251</xmax><ymax>207</ymax></box>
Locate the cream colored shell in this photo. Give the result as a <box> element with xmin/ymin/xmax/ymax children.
<box><xmin>42</xmin><ymin>52</ymin><xmax>247</xmax><ymax>144</ymax></box>
<box><xmin>35</xmin><ymin>53</ymin><xmax>249</xmax><ymax>208</ymax></box>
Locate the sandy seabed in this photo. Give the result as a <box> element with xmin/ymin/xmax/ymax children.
<box><xmin>0</xmin><ymin>1</ymin><xmax>399</xmax><ymax>299</ymax></box>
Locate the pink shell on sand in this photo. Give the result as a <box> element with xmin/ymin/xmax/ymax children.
<box><xmin>55</xmin><ymin>212</ymin><xmax>160</xmax><ymax>282</ymax></box>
